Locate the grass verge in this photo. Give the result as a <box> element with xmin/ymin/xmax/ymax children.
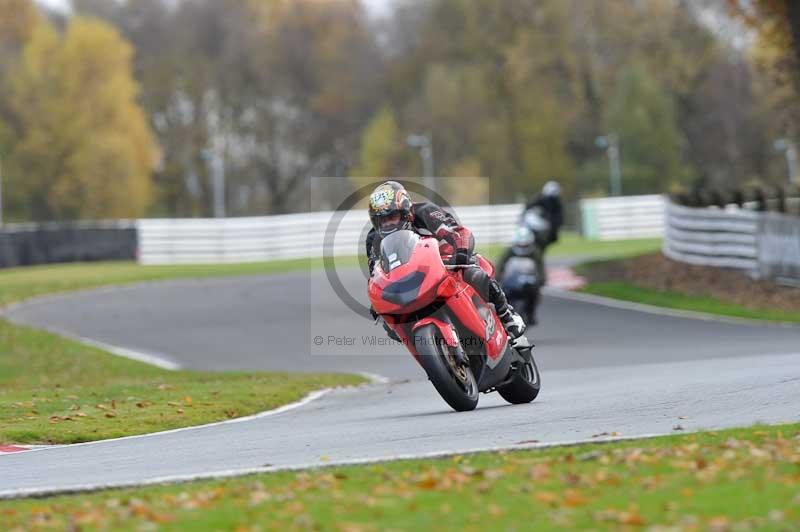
<box><xmin>576</xmin><ymin>253</ymin><xmax>800</xmax><ymax>325</ymax></box>
<box><xmin>579</xmin><ymin>281</ymin><xmax>800</xmax><ymax>324</ymax></box>
<box><xmin>0</xmin><ymin>256</ymin><xmax>365</xmax><ymax>445</ymax></box>
<box><xmin>0</xmin><ymin>320</ymin><xmax>365</xmax><ymax>444</ymax></box>
<box><xmin>1</xmin><ymin>423</ymin><xmax>797</xmax><ymax>530</ymax></box>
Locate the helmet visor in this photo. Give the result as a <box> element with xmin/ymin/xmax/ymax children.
<box><xmin>378</xmin><ymin>212</ymin><xmax>405</xmax><ymax>235</ymax></box>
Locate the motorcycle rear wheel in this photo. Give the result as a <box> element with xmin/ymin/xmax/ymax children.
<box><xmin>414</xmin><ymin>325</ymin><xmax>479</xmax><ymax>412</ymax></box>
<box><xmin>497</xmin><ymin>355</ymin><xmax>541</xmax><ymax>404</ymax></box>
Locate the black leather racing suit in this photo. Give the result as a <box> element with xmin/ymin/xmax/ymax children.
<box><xmin>366</xmin><ymin>201</ymin><xmax>511</xmax><ymax>316</ymax></box>
<box><xmin>524</xmin><ymin>194</ymin><xmax>564</xmax><ymax>245</ymax></box>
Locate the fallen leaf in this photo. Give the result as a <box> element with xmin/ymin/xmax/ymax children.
<box><xmin>529</xmin><ymin>464</ymin><xmax>550</xmax><ymax>480</ymax></box>
<box><xmin>535</xmin><ymin>491</ymin><xmax>558</xmax><ymax>506</ymax></box>
<box><xmin>105</xmin><ymin>412</ymin><xmax>116</xmax><ymax>418</ymax></box>
<box><xmin>416</xmin><ymin>475</ymin><xmax>438</xmax><ymax>490</ymax></box>
<box><xmin>619</xmin><ymin>511</ymin><xmax>645</xmax><ymax>526</ymax></box>
<box><xmin>708</xmin><ymin>516</ymin><xmax>730</xmax><ymax>531</ymax></box>
<box><xmin>563</xmin><ymin>489</ymin><xmax>587</xmax><ymax>507</ymax></box>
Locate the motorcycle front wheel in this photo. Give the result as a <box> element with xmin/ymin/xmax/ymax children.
<box><xmin>414</xmin><ymin>324</ymin><xmax>479</xmax><ymax>412</ymax></box>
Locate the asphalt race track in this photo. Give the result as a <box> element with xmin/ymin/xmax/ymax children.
<box><xmin>2</xmin><ymin>265</ymin><xmax>800</xmax><ymax>497</ymax></box>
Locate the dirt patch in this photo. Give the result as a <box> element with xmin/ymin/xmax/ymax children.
<box><xmin>582</xmin><ymin>253</ymin><xmax>800</xmax><ymax>313</ymax></box>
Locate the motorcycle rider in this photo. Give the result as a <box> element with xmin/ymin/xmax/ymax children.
<box><xmin>524</xmin><ymin>180</ymin><xmax>564</xmax><ymax>246</ymax></box>
<box><xmin>366</xmin><ymin>181</ymin><xmax>527</xmax><ymax>339</ymax></box>
<box><xmin>495</xmin><ymin>180</ymin><xmax>564</xmax><ymax>325</ymax></box>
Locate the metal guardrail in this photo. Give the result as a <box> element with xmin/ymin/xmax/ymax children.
<box><xmin>137</xmin><ymin>204</ymin><xmax>524</xmax><ymax>265</ymax></box>
<box><xmin>579</xmin><ymin>195</ymin><xmax>665</xmax><ymax>241</ymax></box>
<box><xmin>758</xmin><ymin>212</ymin><xmax>800</xmax><ymax>284</ymax></box>
<box><xmin>663</xmin><ymin>202</ymin><xmax>760</xmax><ymax>272</ymax></box>
<box><xmin>0</xmin><ymin>221</ymin><xmax>137</xmax><ymax>268</ymax></box>
<box><xmin>663</xmin><ymin>200</ymin><xmax>800</xmax><ymax>284</ymax></box>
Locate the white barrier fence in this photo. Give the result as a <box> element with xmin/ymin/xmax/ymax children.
<box><xmin>663</xmin><ymin>200</ymin><xmax>800</xmax><ymax>284</ymax></box>
<box><xmin>662</xmin><ymin>202</ymin><xmax>760</xmax><ymax>272</ymax></box>
<box><xmin>137</xmin><ymin>204</ymin><xmax>524</xmax><ymax>265</ymax></box>
<box><xmin>579</xmin><ymin>195</ymin><xmax>665</xmax><ymax>240</ymax></box>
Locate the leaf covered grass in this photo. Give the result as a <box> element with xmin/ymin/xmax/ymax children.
<box><xmin>579</xmin><ymin>281</ymin><xmax>800</xmax><ymax>324</ymax></box>
<box><xmin>2</xmin><ymin>423</ymin><xmax>798</xmax><ymax>530</ymax></box>
<box><xmin>0</xmin><ymin>320</ymin><xmax>365</xmax><ymax>444</ymax></box>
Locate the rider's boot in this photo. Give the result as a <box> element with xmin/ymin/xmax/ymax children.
<box><xmin>498</xmin><ymin>305</ymin><xmax>527</xmax><ymax>339</ymax></box>
<box><xmin>463</xmin><ymin>265</ymin><xmax>528</xmax><ymax>339</ymax></box>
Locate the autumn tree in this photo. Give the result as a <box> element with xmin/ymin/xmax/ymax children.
<box><xmin>605</xmin><ymin>64</ymin><xmax>690</xmax><ymax>194</ymax></box>
<box><xmin>4</xmin><ymin>16</ymin><xmax>157</xmax><ymax>220</ymax></box>
<box><xmin>0</xmin><ymin>0</ymin><xmax>40</xmax><ymax>166</ymax></box>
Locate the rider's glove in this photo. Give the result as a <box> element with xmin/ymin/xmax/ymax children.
<box><xmin>382</xmin><ymin>320</ymin><xmax>401</xmax><ymax>342</ymax></box>
<box><xmin>371</xmin><ymin>306</ymin><xmax>401</xmax><ymax>342</ymax></box>
<box><xmin>454</xmin><ymin>248</ymin><xmax>471</xmax><ymax>266</ymax></box>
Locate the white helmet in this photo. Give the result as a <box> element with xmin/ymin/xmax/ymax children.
<box><xmin>542</xmin><ymin>181</ymin><xmax>561</xmax><ymax>198</ymax></box>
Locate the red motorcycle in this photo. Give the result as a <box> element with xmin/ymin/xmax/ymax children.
<box><xmin>368</xmin><ymin>230</ymin><xmax>541</xmax><ymax>411</ymax></box>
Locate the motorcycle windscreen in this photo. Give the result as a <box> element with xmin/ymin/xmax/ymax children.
<box><xmin>379</xmin><ymin>230</ymin><xmax>425</xmax><ymax>307</ymax></box>
<box><xmin>379</xmin><ymin>230</ymin><xmax>420</xmax><ymax>273</ymax></box>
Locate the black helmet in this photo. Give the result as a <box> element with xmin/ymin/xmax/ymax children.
<box><xmin>368</xmin><ymin>181</ymin><xmax>413</xmax><ymax>237</ymax></box>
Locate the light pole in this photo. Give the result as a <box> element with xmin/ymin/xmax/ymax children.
<box><xmin>406</xmin><ymin>133</ymin><xmax>435</xmax><ymax>194</ymax></box>
<box><xmin>201</xmin><ymin>148</ymin><xmax>226</xmax><ymax>218</ymax></box>
<box><xmin>774</xmin><ymin>138</ymin><xmax>799</xmax><ymax>185</ymax></box>
<box><xmin>595</xmin><ymin>134</ymin><xmax>622</xmax><ymax>196</ymax></box>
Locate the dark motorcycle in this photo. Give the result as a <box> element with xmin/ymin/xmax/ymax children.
<box><xmin>500</xmin><ymin>208</ymin><xmax>550</xmax><ymax>325</ymax></box>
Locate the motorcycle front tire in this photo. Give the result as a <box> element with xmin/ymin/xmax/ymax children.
<box><xmin>414</xmin><ymin>324</ymin><xmax>479</xmax><ymax>412</ymax></box>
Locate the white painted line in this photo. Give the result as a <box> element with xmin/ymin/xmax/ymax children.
<box><xmin>69</xmin><ymin>335</ymin><xmax>182</xmax><ymax>371</ymax></box>
<box><xmin>357</xmin><ymin>371</ymin><xmax>390</xmax><ymax>384</ymax></box>
<box><xmin>1</xmin><ymin>307</ymin><xmax>182</xmax><ymax>371</ymax></box>
<box><xmin>0</xmin><ymin>428</ymin><xmax>721</xmax><ymax>500</ymax></box>
<box><xmin>543</xmin><ymin>286</ymin><xmax>800</xmax><ymax>329</ymax></box>
<box><xmin>0</xmin><ymin>389</ymin><xmax>335</xmax><ymax>460</ymax></box>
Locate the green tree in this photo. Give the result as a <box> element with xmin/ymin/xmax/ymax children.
<box><xmin>351</xmin><ymin>105</ymin><xmax>402</xmax><ymax>180</ymax></box>
<box><xmin>6</xmin><ymin>16</ymin><xmax>158</xmax><ymax>220</ymax></box>
<box><xmin>603</xmin><ymin>64</ymin><xmax>691</xmax><ymax>194</ymax></box>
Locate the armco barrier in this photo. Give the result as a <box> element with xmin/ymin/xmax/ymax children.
<box><xmin>758</xmin><ymin>212</ymin><xmax>800</xmax><ymax>284</ymax></box>
<box><xmin>579</xmin><ymin>195</ymin><xmax>665</xmax><ymax>240</ymax></box>
<box><xmin>137</xmin><ymin>204</ymin><xmax>524</xmax><ymax>265</ymax></box>
<box><xmin>662</xmin><ymin>202</ymin><xmax>759</xmax><ymax>272</ymax></box>
<box><xmin>0</xmin><ymin>221</ymin><xmax>137</xmax><ymax>268</ymax></box>
<box><xmin>663</xmin><ymin>200</ymin><xmax>800</xmax><ymax>284</ymax></box>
